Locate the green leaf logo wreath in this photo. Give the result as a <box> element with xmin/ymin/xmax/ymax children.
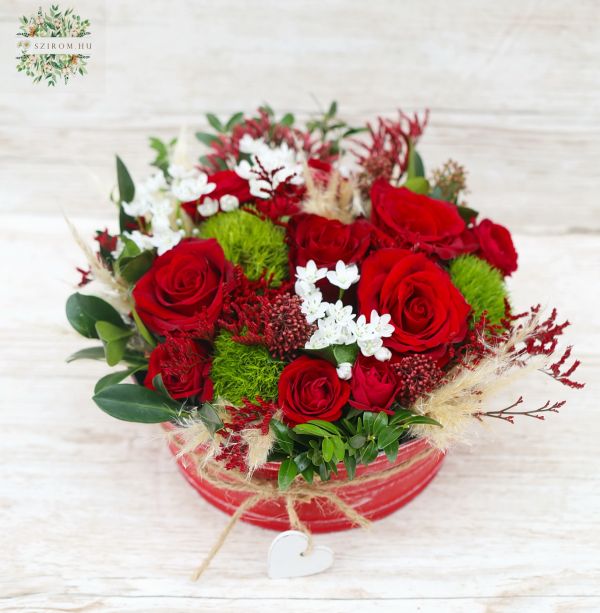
<box><xmin>16</xmin><ymin>5</ymin><xmax>91</xmax><ymax>86</ymax></box>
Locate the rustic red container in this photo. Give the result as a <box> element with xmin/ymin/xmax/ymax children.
<box><xmin>165</xmin><ymin>428</ymin><xmax>445</xmax><ymax>533</ymax></box>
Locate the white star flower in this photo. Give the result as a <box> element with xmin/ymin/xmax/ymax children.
<box><xmin>369</xmin><ymin>311</ymin><xmax>395</xmax><ymax>338</ymax></box>
<box><xmin>219</xmin><ymin>194</ymin><xmax>239</xmax><ymax>212</ymax></box>
<box><xmin>374</xmin><ymin>347</ymin><xmax>392</xmax><ymax>362</ymax></box>
<box><xmin>326</xmin><ymin>261</ymin><xmax>360</xmax><ymax>290</ymax></box>
<box><xmin>295</xmin><ymin>279</ymin><xmax>320</xmax><ymax>301</ymax></box>
<box><xmin>197</xmin><ymin>197</ymin><xmax>219</xmax><ymax>217</ymax></box>
<box><xmin>171</xmin><ymin>173</ymin><xmax>215</xmax><ymax>202</ymax></box>
<box><xmin>336</xmin><ymin>362</ymin><xmax>353</xmax><ymax>380</ymax></box>
<box><xmin>357</xmin><ymin>336</ymin><xmax>384</xmax><ymax>357</ymax></box>
<box><xmin>304</xmin><ymin>329</ymin><xmax>329</xmax><ymax>350</ymax></box>
<box><xmin>296</xmin><ymin>260</ymin><xmax>328</xmax><ymax>284</ymax></box>
<box><xmin>301</xmin><ymin>294</ymin><xmax>329</xmax><ymax>324</ymax></box>
<box><xmin>326</xmin><ymin>300</ymin><xmax>356</xmax><ymax>326</ymax></box>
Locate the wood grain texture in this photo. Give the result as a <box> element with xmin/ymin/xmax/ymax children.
<box><xmin>0</xmin><ymin>0</ymin><xmax>599</xmax><ymax>610</ymax></box>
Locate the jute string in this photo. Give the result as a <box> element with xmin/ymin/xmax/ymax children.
<box><xmin>173</xmin><ymin>439</ymin><xmax>438</xmax><ymax>580</ymax></box>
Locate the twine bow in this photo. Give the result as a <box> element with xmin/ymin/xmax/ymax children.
<box><xmin>169</xmin><ymin>439</ymin><xmax>440</xmax><ymax>580</ymax></box>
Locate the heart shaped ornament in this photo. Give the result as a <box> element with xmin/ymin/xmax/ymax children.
<box><xmin>267</xmin><ymin>530</ymin><xmax>334</xmax><ymax>579</ymax></box>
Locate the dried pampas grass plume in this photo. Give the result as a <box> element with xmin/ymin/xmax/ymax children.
<box><xmin>241</xmin><ymin>410</ymin><xmax>282</xmax><ymax>476</ymax></box>
<box><xmin>64</xmin><ymin>215</ymin><xmax>130</xmax><ymax>313</ymax></box>
<box><xmin>410</xmin><ymin>314</ymin><xmax>547</xmax><ymax>449</ymax></box>
<box><xmin>300</xmin><ymin>163</ymin><xmax>357</xmax><ymax>224</ymax></box>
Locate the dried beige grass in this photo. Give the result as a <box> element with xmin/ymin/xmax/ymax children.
<box><xmin>300</xmin><ymin>163</ymin><xmax>357</xmax><ymax>223</ymax></box>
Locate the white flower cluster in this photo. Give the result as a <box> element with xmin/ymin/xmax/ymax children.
<box><xmin>118</xmin><ymin>163</ymin><xmax>241</xmax><ymax>256</ymax></box>
<box><xmin>235</xmin><ymin>135</ymin><xmax>304</xmax><ymax>199</ymax></box>
<box><xmin>295</xmin><ymin>260</ymin><xmax>395</xmax><ymax>378</ymax></box>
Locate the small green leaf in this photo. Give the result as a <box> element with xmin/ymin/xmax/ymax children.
<box><xmin>66</xmin><ymin>346</ymin><xmax>106</xmax><ymax>362</ymax></box>
<box><xmin>206</xmin><ymin>113</ymin><xmax>223</xmax><ymax>132</ymax></box>
<box><xmin>456</xmin><ymin>205</ymin><xmax>479</xmax><ymax>223</ymax></box>
<box><xmin>306</xmin><ymin>343</ymin><xmax>358</xmax><ymax>366</ymax></box>
<box><xmin>293</xmin><ymin>452</ymin><xmax>311</xmax><ymax>472</ymax></box>
<box><xmin>404</xmin><ymin>415</ymin><xmax>443</xmax><ymax>427</ymax></box>
<box><xmin>198</xmin><ymin>403</ymin><xmax>224</xmax><ymax>436</ymax></box>
<box><xmin>377</xmin><ymin>426</ymin><xmax>403</xmax><ymax>450</ymax></box>
<box><xmin>349</xmin><ymin>433</ymin><xmax>367</xmax><ymax>449</ymax></box>
<box><xmin>301</xmin><ymin>465</ymin><xmax>314</xmax><ymax>484</ymax></box>
<box><xmin>196</xmin><ymin>131</ymin><xmax>219</xmax><ymax>146</ymax></box>
<box><xmin>131</xmin><ymin>306</ymin><xmax>156</xmax><ymax>347</ymax></box>
<box><xmin>225</xmin><ymin>112</ymin><xmax>244</xmax><ymax>131</ymax></box>
<box><xmin>327</xmin><ymin>101</ymin><xmax>338</xmax><ymax>117</ymax></box>
<box><xmin>93</xmin><ymin>384</ymin><xmax>179</xmax><ymax>423</ymax></box>
<box><xmin>280</xmin><ymin>113</ymin><xmax>294</xmax><ymax>126</ymax></box>
<box><xmin>362</xmin><ymin>411</ymin><xmax>375</xmax><ymax>435</ymax></box>
<box><xmin>278</xmin><ymin>458</ymin><xmax>298</xmax><ymax>491</ymax></box>
<box><xmin>322</xmin><ymin>437</ymin><xmax>334</xmax><ymax>462</ymax></box>
<box><xmin>94</xmin><ymin>366</ymin><xmax>144</xmax><ymax>394</ymax></box>
<box><xmin>343</xmin><ymin>455</ymin><xmax>357</xmax><ymax>480</ymax></box>
<box><xmin>318</xmin><ymin>462</ymin><xmax>330</xmax><ymax>481</ymax></box>
<box><xmin>66</xmin><ymin>293</ymin><xmax>125</xmax><ymax>339</ymax></box>
<box><xmin>117</xmin><ymin>250</ymin><xmax>154</xmax><ymax>284</ymax></box>
<box><xmin>331</xmin><ymin>436</ymin><xmax>346</xmax><ymax>462</ymax></box>
<box><xmin>404</xmin><ymin>176</ymin><xmax>430</xmax><ymax>195</ymax></box>
<box><xmin>95</xmin><ymin>321</ymin><xmax>133</xmax><ymax>343</ymax></box>
<box><xmin>305</xmin><ymin>420</ymin><xmax>340</xmax><ymax>435</ymax></box>
<box><xmin>384</xmin><ymin>440</ymin><xmax>400</xmax><ymax>463</ymax></box>
<box><xmin>372</xmin><ymin>411</ymin><xmax>389</xmax><ymax>436</ymax></box>
<box><xmin>103</xmin><ymin>337</ymin><xmax>128</xmax><ymax>366</ymax></box>
<box><xmin>271</xmin><ymin>419</ymin><xmax>295</xmax><ymax>455</ymax></box>
<box><xmin>407</xmin><ymin>145</ymin><xmax>425</xmax><ymax>179</ymax></box>
<box><xmin>116</xmin><ymin>155</ymin><xmax>136</xmax><ymax>232</ymax></box>
<box><xmin>293</xmin><ymin>423</ymin><xmax>331</xmax><ymax>437</ymax></box>
<box><xmin>152</xmin><ymin>373</ymin><xmax>173</xmax><ymax>400</ymax></box>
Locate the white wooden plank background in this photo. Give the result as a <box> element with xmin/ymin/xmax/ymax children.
<box><xmin>0</xmin><ymin>1</ymin><xmax>599</xmax><ymax>611</ymax></box>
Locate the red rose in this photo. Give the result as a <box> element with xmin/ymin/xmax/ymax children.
<box><xmin>181</xmin><ymin>170</ymin><xmax>252</xmax><ymax>219</ymax></box>
<box><xmin>358</xmin><ymin>248</ymin><xmax>470</xmax><ymax>354</ymax></box>
<box><xmin>145</xmin><ymin>336</ymin><xmax>213</xmax><ymax>401</ymax></box>
<box><xmin>350</xmin><ymin>356</ymin><xmax>398</xmax><ymax>415</ymax></box>
<box><xmin>133</xmin><ymin>238</ymin><xmax>232</xmax><ymax>336</ymax></box>
<box><xmin>370</xmin><ymin>180</ymin><xmax>476</xmax><ymax>259</ymax></box>
<box><xmin>287</xmin><ymin>213</ymin><xmax>372</xmax><ymax>269</ymax></box>
<box><xmin>278</xmin><ymin>356</ymin><xmax>350</xmax><ymax>424</ymax></box>
<box><xmin>473</xmin><ymin>219</ymin><xmax>518</xmax><ymax>276</ymax></box>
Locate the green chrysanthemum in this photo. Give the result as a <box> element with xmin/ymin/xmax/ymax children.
<box><xmin>450</xmin><ymin>254</ymin><xmax>508</xmax><ymax>325</ymax></box>
<box><xmin>211</xmin><ymin>331</ymin><xmax>285</xmax><ymax>404</ymax></box>
<box><xmin>199</xmin><ymin>209</ymin><xmax>288</xmax><ymax>286</ymax></box>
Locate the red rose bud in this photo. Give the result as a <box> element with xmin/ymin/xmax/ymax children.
<box><xmin>350</xmin><ymin>355</ymin><xmax>398</xmax><ymax>415</ymax></box>
<box><xmin>145</xmin><ymin>336</ymin><xmax>213</xmax><ymax>401</ymax></box>
<box><xmin>358</xmin><ymin>248</ymin><xmax>470</xmax><ymax>355</ymax></box>
<box><xmin>370</xmin><ymin>180</ymin><xmax>477</xmax><ymax>259</ymax></box>
<box><xmin>473</xmin><ymin>219</ymin><xmax>518</xmax><ymax>276</ymax></box>
<box><xmin>132</xmin><ymin>238</ymin><xmax>233</xmax><ymax>336</ymax></box>
<box><xmin>181</xmin><ymin>170</ymin><xmax>252</xmax><ymax>219</ymax></box>
<box><xmin>278</xmin><ymin>355</ymin><xmax>350</xmax><ymax>425</ymax></box>
<box><xmin>287</xmin><ymin>213</ymin><xmax>372</xmax><ymax>269</ymax></box>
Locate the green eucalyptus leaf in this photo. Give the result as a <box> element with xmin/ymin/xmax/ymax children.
<box><xmin>278</xmin><ymin>458</ymin><xmax>298</xmax><ymax>490</ymax></box>
<box><xmin>66</xmin><ymin>293</ymin><xmax>125</xmax><ymax>339</ymax></box>
<box><xmin>93</xmin><ymin>384</ymin><xmax>179</xmax><ymax>423</ymax></box>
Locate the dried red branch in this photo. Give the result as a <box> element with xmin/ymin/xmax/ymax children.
<box><xmin>475</xmin><ymin>397</ymin><xmax>566</xmax><ymax>424</ymax></box>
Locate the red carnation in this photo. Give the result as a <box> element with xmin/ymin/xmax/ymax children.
<box><xmin>350</xmin><ymin>356</ymin><xmax>398</xmax><ymax>415</ymax></box>
<box><xmin>358</xmin><ymin>248</ymin><xmax>470</xmax><ymax>355</ymax></box>
<box><xmin>278</xmin><ymin>356</ymin><xmax>350</xmax><ymax>424</ymax></box>
<box><xmin>181</xmin><ymin>170</ymin><xmax>252</xmax><ymax>220</ymax></box>
<box><xmin>370</xmin><ymin>180</ymin><xmax>476</xmax><ymax>259</ymax></box>
<box><xmin>287</xmin><ymin>213</ymin><xmax>372</xmax><ymax>269</ymax></box>
<box><xmin>473</xmin><ymin>219</ymin><xmax>518</xmax><ymax>276</ymax></box>
<box><xmin>133</xmin><ymin>238</ymin><xmax>232</xmax><ymax>336</ymax></box>
<box><xmin>145</xmin><ymin>336</ymin><xmax>213</xmax><ymax>401</ymax></box>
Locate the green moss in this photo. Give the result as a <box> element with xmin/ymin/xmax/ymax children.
<box><xmin>211</xmin><ymin>331</ymin><xmax>285</xmax><ymax>404</ymax></box>
<box><xmin>199</xmin><ymin>209</ymin><xmax>288</xmax><ymax>286</ymax></box>
<box><xmin>450</xmin><ymin>254</ymin><xmax>508</xmax><ymax>325</ymax></box>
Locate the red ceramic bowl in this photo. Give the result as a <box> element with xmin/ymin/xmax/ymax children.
<box><xmin>164</xmin><ymin>424</ymin><xmax>445</xmax><ymax>533</ymax></box>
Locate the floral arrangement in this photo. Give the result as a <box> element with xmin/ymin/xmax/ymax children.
<box><xmin>16</xmin><ymin>5</ymin><xmax>90</xmax><ymax>86</ymax></box>
<box><xmin>66</xmin><ymin>103</ymin><xmax>583</xmax><ymax>493</ymax></box>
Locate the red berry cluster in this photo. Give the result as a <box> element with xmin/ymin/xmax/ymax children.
<box><xmin>392</xmin><ymin>354</ymin><xmax>444</xmax><ymax>406</ymax></box>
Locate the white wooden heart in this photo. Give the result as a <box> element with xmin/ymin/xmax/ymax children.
<box><xmin>267</xmin><ymin>530</ymin><xmax>334</xmax><ymax>579</ymax></box>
